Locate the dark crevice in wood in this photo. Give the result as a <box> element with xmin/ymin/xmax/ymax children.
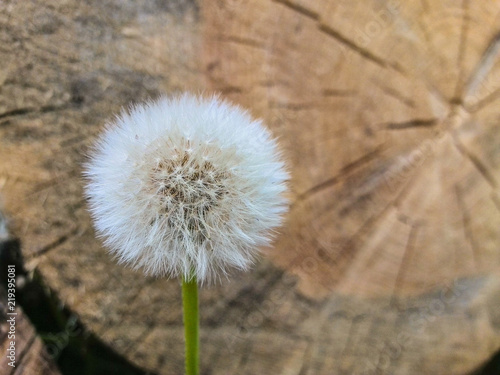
<box><xmin>321</xmin><ymin>89</ymin><xmax>357</xmax><ymax>97</ymax></box>
<box><xmin>363</xmin><ymin>215</ymin><xmax>400</xmax><ymax>268</ymax></box>
<box><xmin>216</xmin><ymin>35</ymin><xmax>265</xmax><ymax>49</ymax></box>
<box><xmin>318</xmin><ymin>24</ymin><xmax>400</xmax><ymax>71</ymax></box>
<box><xmin>0</xmin><ymin>107</ymin><xmax>33</xmax><ymax>119</ymax></box>
<box><xmin>295</xmin><ymin>146</ymin><xmax>383</xmax><ymax>204</ymax></box>
<box><xmin>40</xmin><ymin>105</ymin><xmax>63</xmax><ymax>113</ymax></box>
<box><xmin>29</xmin><ymin>227</ymin><xmax>80</xmax><ymax>259</ymax></box>
<box><xmin>335</xmin><ymin>203</ymin><xmax>395</xmax><ymax>278</ymax></box>
<box><xmin>374</xmin><ymin>83</ymin><xmax>416</xmax><ymax>109</ymax></box>
<box><xmin>271</xmin><ymin>0</ymin><xmax>319</xmax><ymax>20</ymax></box>
<box><xmin>206</xmin><ymin>270</ymin><xmax>285</xmax><ymax>328</ymax></box>
<box><xmin>59</xmin><ymin>135</ymin><xmax>86</xmax><ymax>149</ymax></box>
<box><xmin>341</xmin><ymin>164</ymin><xmax>426</xmax><ymax>287</ymax></box>
<box><xmin>0</xmin><ymin>105</ymin><xmax>68</xmax><ymax>125</ymax></box>
<box><xmin>385</xmin><ymin>118</ymin><xmax>438</xmax><ymax>130</ymax></box>
<box><xmin>390</xmin><ymin>223</ymin><xmax>419</xmax><ymax>304</ymax></box>
<box><xmin>0</xmin><ymin>104</ymin><xmax>66</xmax><ymax>121</ymax></box>
<box><xmin>455</xmin><ymin>185</ymin><xmax>479</xmax><ymax>269</ymax></box>
<box><xmin>392</xmin><ymin>160</ymin><xmax>426</xmax><ymax>209</ymax></box>
<box><xmin>452</xmin><ymin>135</ymin><xmax>498</xmax><ymax>188</ymax></box>
<box><xmin>319</xmin><ymin>24</ymin><xmax>383</xmax><ymax>64</ymax></box>
<box><xmin>424</xmin><ymin>80</ymin><xmax>449</xmax><ymax>109</ymax></box>
<box><xmin>268</xmin><ymin>101</ymin><xmax>315</xmax><ymax>110</ymax></box>
<box><xmin>216</xmin><ymin>86</ymin><xmax>243</xmax><ymax>94</ymax></box>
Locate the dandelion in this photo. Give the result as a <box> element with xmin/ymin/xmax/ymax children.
<box><xmin>84</xmin><ymin>93</ymin><xmax>289</xmax><ymax>375</ymax></box>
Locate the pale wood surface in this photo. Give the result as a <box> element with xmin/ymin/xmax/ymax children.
<box><xmin>203</xmin><ymin>0</ymin><xmax>500</xmax><ymax>298</ymax></box>
<box><xmin>0</xmin><ymin>0</ymin><xmax>499</xmax><ymax>374</ymax></box>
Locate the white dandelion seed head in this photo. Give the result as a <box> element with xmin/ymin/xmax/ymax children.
<box><xmin>84</xmin><ymin>93</ymin><xmax>289</xmax><ymax>284</ymax></box>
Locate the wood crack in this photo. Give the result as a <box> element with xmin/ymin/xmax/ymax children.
<box><xmin>392</xmin><ymin>158</ymin><xmax>427</xmax><ymax>208</ymax></box>
<box><xmin>322</xmin><ymin>89</ymin><xmax>357</xmax><ymax>97</ymax></box>
<box><xmin>385</xmin><ymin>118</ymin><xmax>438</xmax><ymax>130</ymax></box>
<box><xmin>318</xmin><ymin>24</ymin><xmax>406</xmax><ymax>75</ymax></box>
<box><xmin>271</xmin><ymin>0</ymin><xmax>319</xmax><ymax>20</ymax></box>
<box><xmin>319</xmin><ymin>24</ymin><xmax>387</xmax><ymax>69</ymax></box>
<box><xmin>295</xmin><ymin>146</ymin><xmax>383</xmax><ymax>204</ymax></box>
<box><xmin>390</xmin><ymin>223</ymin><xmax>419</xmax><ymax>303</ymax></box>
<box><xmin>216</xmin><ymin>86</ymin><xmax>243</xmax><ymax>94</ymax></box>
<box><xmin>29</xmin><ymin>227</ymin><xmax>80</xmax><ymax>259</ymax></box>
<box><xmin>452</xmin><ymin>135</ymin><xmax>497</xmax><ymax>188</ymax></box>
<box><xmin>0</xmin><ymin>104</ymin><xmax>66</xmax><ymax>121</ymax></box>
<box><xmin>0</xmin><ymin>107</ymin><xmax>33</xmax><ymax>120</ymax></box>
<box><xmin>333</xmin><ymin>203</ymin><xmax>395</xmax><ymax>276</ymax></box>
<box><xmin>217</xmin><ymin>35</ymin><xmax>265</xmax><ymax>49</ymax></box>
<box><xmin>455</xmin><ymin>185</ymin><xmax>479</xmax><ymax>269</ymax></box>
<box><xmin>338</xmin><ymin>161</ymin><xmax>426</xmax><ymax>287</ymax></box>
<box><xmin>268</xmin><ymin>101</ymin><xmax>315</xmax><ymax>110</ymax></box>
<box><xmin>202</xmin><ymin>270</ymin><xmax>285</xmax><ymax>331</ymax></box>
<box><xmin>375</xmin><ymin>83</ymin><xmax>416</xmax><ymax>109</ymax></box>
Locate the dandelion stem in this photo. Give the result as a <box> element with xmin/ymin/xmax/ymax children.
<box><xmin>182</xmin><ymin>273</ymin><xmax>199</xmax><ymax>375</ymax></box>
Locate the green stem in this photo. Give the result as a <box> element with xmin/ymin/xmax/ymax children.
<box><xmin>182</xmin><ymin>273</ymin><xmax>199</xmax><ymax>375</ymax></box>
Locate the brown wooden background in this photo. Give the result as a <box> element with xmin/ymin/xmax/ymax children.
<box><xmin>0</xmin><ymin>0</ymin><xmax>499</xmax><ymax>374</ymax></box>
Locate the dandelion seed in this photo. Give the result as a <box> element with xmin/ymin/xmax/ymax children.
<box><xmin>84</xmin><ymin>93</ymin><xmax>289</xmax><ymax>284</ymax></box>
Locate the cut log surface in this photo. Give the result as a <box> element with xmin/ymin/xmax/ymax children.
<box><xmin>0</xmin><ymin>0</ymin><xmax>499</xmax><ymax>374</ymax></box>
<box><xmin>203</xmin><ymin>0</ymin><xmax>500</xmax><ymax>298</ymax></box>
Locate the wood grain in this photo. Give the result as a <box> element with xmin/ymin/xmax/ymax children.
<box><xmin>202</xmin><ymin>0</ymin><xmax>500</xmax><ymax>298</ymax></box>
<box><xmin>0</xmin><ymin>0</ymin><xmax>499</xmax><ymax>374</ymax></box>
